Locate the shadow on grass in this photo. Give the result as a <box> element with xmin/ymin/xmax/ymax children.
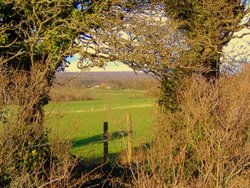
<box><xmin>72</xmin><ymin>142</ymin><xmax>152</xmax><ymax>187</ymax></box>
<box><xmin>73</xmin><ymin>141</ymin><xmax>152</xmax><ymax>165</ymax></box>
<box><xmin>72</xmin><ymin>130</ymin><xmax>128</xmax><ymax>149</ymax></box>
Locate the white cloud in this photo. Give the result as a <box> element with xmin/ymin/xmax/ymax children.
<box><xmin>223</xmin><ymin>28</ymin><xmax>250</xmax><ymax>62</ymax></box>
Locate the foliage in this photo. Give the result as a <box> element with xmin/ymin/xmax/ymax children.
<box><xmin>0</xmin><ymin>123</ymin><xmax>51</xmax><ymax>186</ymax></box>
<box><xmin>0</xmin><ymin>0</ymin><xmax>109</xmax><ymax>69</ymax></box>
<box><xmin>164</xmin><ymin>0</ymin><xmax>250</xmax><ymax>79</ymax></box>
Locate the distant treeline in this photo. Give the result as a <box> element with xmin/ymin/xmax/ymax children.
<box><xmin>54</xmin><ymin>72</ymin><xmax>157</xmax><ymax>90</ymax></box>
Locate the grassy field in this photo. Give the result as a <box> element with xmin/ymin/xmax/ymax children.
<box><xmin>45</xmin><ymin>89</ymin><xmax>157</xmax><ymax>160</ymax></box>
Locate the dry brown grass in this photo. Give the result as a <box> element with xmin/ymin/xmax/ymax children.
<box><xmin>132</xmin><ymin>65</ymin><xmax>250</xmax><ymax>188</ymax></box>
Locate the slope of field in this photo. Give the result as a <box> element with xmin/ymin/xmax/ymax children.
<box><xmin>45</xmin><ymin>89</ymin><xmax>157</xmax><ymax>160</ymax></box>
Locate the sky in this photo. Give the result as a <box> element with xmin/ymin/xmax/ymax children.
<box><xmin>223</xmin><ymin>28</ymin><xmax>250</xmax><ymax>62</ymax></box>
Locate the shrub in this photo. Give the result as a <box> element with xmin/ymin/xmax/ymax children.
<box><xmin>133</xmin><ymin>65</ymin><xmax>250</xmax><ymax>187</ymax></box>
<box><xmin>49</xmin><ymin>87</ymin><xmax>95</xmax><ymax>102</ymax></box>
<box><xmin>0</xmin><ymin>66</ymin><xmax>91</xmax><ymax>187</ymax></box>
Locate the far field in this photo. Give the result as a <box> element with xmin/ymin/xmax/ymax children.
<box><xmin>45</xmin><ymin>88</ymin><xmax>157</xmax><ymax>160</ymax></box>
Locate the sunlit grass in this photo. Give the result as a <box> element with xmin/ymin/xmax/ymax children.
<box><xmin>45</xmin><ymin>89</ymin><xmax>157</xmax><ymax>160</ymax></box>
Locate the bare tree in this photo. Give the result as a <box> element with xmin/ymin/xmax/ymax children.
<box><xmin>78</xmin><ymin>0</ymin><xmax>250</xmax><ymax>110</ymax></box>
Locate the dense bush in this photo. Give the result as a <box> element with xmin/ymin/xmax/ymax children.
<box><xmin>0</xmin><ymin>67</ymin><xmax>90</xmax><ymax>187</ymax></box>
<box><xmin>132</xmin><ymin>66</ymin><xmax>250</xmax><ymax>187</ymax></box>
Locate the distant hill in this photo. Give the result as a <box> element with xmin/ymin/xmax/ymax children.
<box><xmin>54</xmin><ymin>71</ymin><xmax>157</xmax><ymax>90</ymax></box>
<box><xmin>56</xmin><ymin>71</ymin><xmax>151</xmax><ymax>80</ymax></box>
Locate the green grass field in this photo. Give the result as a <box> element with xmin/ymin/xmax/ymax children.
<box><xmin>45</xmin><ymin>89</ymin><xmax>157</xmax><ymax>160</ymax></box>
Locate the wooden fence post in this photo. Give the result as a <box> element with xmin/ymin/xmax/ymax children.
<box><xmin>126</xmin><ymin>114</ymin><xmax>133</xmax><ymax>164</ymax></box>
<box><xmin>103</xmin><ymin>122</ymin><xmax>108</xmax><ymax>163</ymax></box>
